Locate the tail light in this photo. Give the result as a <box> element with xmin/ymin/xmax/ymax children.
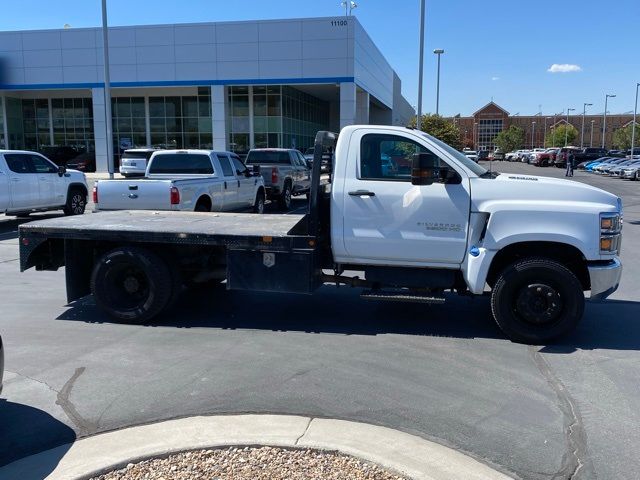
<box><xmin>271</xmin><ymin>167</ymin><xmax>278</xmax><ymax>184</ymax></box>
<box><xmin>170</xmin><ymin>186</ymin><xmax>180</xmax><ymax>205</ymax></box>
<box><xmin>92</xmin><ymin>184</ymin><xmax>98</xmax><ymax>203</ymax></box>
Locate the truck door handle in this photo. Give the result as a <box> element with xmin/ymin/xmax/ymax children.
<box><xmin>237</xmin><ymin>180</ymin><xmax>240</xmax><ymax>187</ymax></box>
<box><xmin>224</xmin><ymin>181</ymin><xmax>227</xmax><ymax>190</ymax></box>
<box><xmin>128</xmin><ymin>185</ymin><xmax>138</xmax><ymax>190</ymax></box>
<box><xmin>348</xmin><ymin>190</ymin><xmax>376</xmax><ymax>197</ymax></box>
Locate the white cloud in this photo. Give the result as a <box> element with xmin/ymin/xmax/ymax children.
<box><xmin>491</xmin><ymin>76</ymin><xmax>500</xmax><ymax>81</ymax></box>
<box><xmin>547</xmin><ymin>63</ymin><xmax>582</xmax><ymax>73</ymax></box>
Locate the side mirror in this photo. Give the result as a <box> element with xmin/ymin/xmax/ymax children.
<box><xmin>252</xmin><ymin>164</ymin><xmax>261</xmax><ymax>176</ymax></box>
<box><xmin>57</xmin><ymin>165</ymin><xmax>66</xmax><ymax>177</ymax></box>
<box><xmin>411</xmin><ymin>153</ymin><xmax>440</xmax><ymax>185</ymax></box>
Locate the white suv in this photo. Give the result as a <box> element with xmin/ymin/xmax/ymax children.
<box><xmin>119</xmin><ymin>148</ymin><xmax>158</xmax><ymax>177</ymax></box>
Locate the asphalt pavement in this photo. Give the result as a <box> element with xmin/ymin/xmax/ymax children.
<box><xmin>0</xmin><ymin>163</ymin><xmax>638</xmax><ymax>479</ymax></box>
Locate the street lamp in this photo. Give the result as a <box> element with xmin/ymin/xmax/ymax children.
<box><xmin>631</xmin><ymin>83</ymin><xmax>639</xmax><ymax>158</ymax></box>
<box><xmin>544</xmin><ymin>116</ymin><xmax>551</xmax><ymax>147</ymax></box>
<box><xmin>416</xmin><ymin>0</ymin><xmax>425</xmax><ymax>130</ymax></box>
<box><xmin>581</xmin><ymin>102</ymin><xmax>592</xmax><ymax>148</ymax></box>
<box><xmin>433</xmin><ymin>49</ymin><xmax>445</xmax><ymax>115</ymax></box>
<box><xmin>340</xmin><ymin>1</ymin><xmax>357</xmax><ymax>16</ymax></box>
<box><xmin>590</xmin><ymin>120</ymin><xmax>595</xmax><ymax>147</ymax></box>
<box><xmin>532</xmin><ymin>121</ymin><xmax>536</xmax><ymax>148</ymax></box>
<box><xmin>474</xmin><ymin>122</ymin><xmax>478</xmax><ymax>150</ymax></box>
<box><xmin>565</xmin><ymin>108</ymin><xmax>575</xmax><ymax>146</ymax></box>
<box><xmin>602</xmin><ymin>94</ymin><xmax>616</xmax><ymax>149</ymax></box>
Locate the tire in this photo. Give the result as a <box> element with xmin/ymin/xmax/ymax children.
<box><xmin>194</xmin><ymin>198</ymin><xmax>210</xmax><ymax>212</ymax></box>
<box><xmin>253</xmin><ymin>190</ymin><xmax>265</xmax><ymax>214</ymax></box>
<box><xmin>63</xmin><ymin>187</ymin><xmax>86</xmax><ymax>216</ymax></box>
<box><xmin>278</xmin><ymin>181</ymin><xmax>292</xmax><ymax>210</ymax></box>
<box><xmin>90</xmin><ymin>246</ymin><xmax>173</xmax><ymax>323</ymax></box>
<box><xmin>634</xmin><ymin>171</ymin><xmax>639</xmax><ymax>181</ymax></box>
<box><xmin>490</xmin><ymin>257</ymin><xmax>584</xmax><ymax>344</ymax></box>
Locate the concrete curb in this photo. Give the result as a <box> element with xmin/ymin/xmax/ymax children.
<box><xmin>0</xmin><ymin>414</ymin><xmax>513</xmax><ymax>480</ymax></box>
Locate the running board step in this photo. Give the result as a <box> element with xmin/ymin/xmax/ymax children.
<box><xmin>360</xmin><ymin>290</ymin><xmax>446</xmax><ymax>304</ymax></box>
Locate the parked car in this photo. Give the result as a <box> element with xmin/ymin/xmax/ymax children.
<box><xmin>95</xmin><ymin>150</ymin><xmax>266</xmax><ymax>213</ymax></box>
<box><xmin>477</xmin><ymin>150</ymin><xmax>489</xmax><ymax>161</ymax></box>
<box><xmin>504</xmin><ymin>151</ymin><xmax>519</xmax><ymax>162</ymax></box>
<box><xmin>574</xmin><ymin>147</ymin><xmax>608</xmax><ymax>164</ymax></box>
<box><xmin>65</xmin><ymin>151</ymin><xmax>96</xmax><ymax>172</ymax></box>
<box><xmin>607</xmin><ymin>150</ymin><xmax>626</xmax><ymax>158</ymax></box>
<box><xmin>0</xmin><ymin>150</ymin><xmax>88</xmax><ymax>216</ymax></box>
<box><xmin>609</xmin><ymin>160</ymin><xmax>640</xmax><ymax>177</ymax></box>
<box><xmin>0</xmin><ymin>334</ymin><xmax>4</xmax><ymax>396</ymax></box>
<box><xmin>593</xmin><ymin>159</ymin><xmax>628</xmax><ymax>174</ymax></box>
<box><xmin>119</xmin><ymin>148</ymin><xmax>158</xmax><ymax>177</ymax></box>
<box><xmin>303</xmin><ymin>147</ymin><xmax>315</xmax><ymax>164</ymax></box>
<box><xmin>584</xmin><ymin>157</ymin><xmax>613</xmax><ymax>171</ymax></box>
<box><xmin>245</xmin><ymin>148</ymin><xmax>311</xmax><ymax>210</ymax></box>
<box><xmin>527</xmin><ymin>148</ymin><xmax>550</xmax><ymax>165</ymax></box>
<box><xmin>462</xmin><ymin>150</ymin><xmax>478</xmax><ymax>162</ymax></box>
<box><xmin>553</xmin><ymin>147</ymin><xmax>581</xmax><ymax>167</ymax></box>
<box><xmin>492</xmin><ymin>148</ymin><xmax>505</xmax><ymax>161</ymax></box>
<box><xmin>620</xmin><ymin>160</ymin><xmax>640</xmax><ymax>180</ymax></box>
<box><xmin>39</xmin><ymin>145</ymin><xmax>85</xmax><ymax>167</ymax></box>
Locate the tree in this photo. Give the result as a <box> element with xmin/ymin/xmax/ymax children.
<box><xmin>409</xmin><ymin>114</ymin><xmax>462</xmax><ymax>150</ymax></box>
<box><xmin>612</xmin><ymin>123</ymin><xmax>637</xmax><ymax>150</ymax></box>
<box><xmin>545</xmin><ymin>124</ymin><xmax>578</xmax><ymax>147</ymax></box>
<box><xmin>493</xmin><ymin>125</ymin><xmax>525</xmax><ymax>153</ymax></box>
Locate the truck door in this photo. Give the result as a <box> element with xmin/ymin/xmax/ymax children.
<box><xmin>216</xmin><ymin>154</ymin><xmax>239</xmax><ymax>211</ymax></box>
<box><xmin>29</xmin><ymin>154</ymin><xmax>66</xmax><ymax>206</ymax></box>
<box><xmin>342</xmin><ymin>131</ymin><xmax>471</xmax><ymax>265</ymax></box>
<box><xmin>294</xmin><ymin>151</ymin><xmax>311</xmax><ymax>193</ymax></box>
<box><xmin>231</xmin><ymin>156</ymin><xmax>255</xmax><ymax>208</ymax></box>
<box><xmin>3</xmin><ymin>153</ymin><xmax>40</xmax><ymax>210</ymax></box>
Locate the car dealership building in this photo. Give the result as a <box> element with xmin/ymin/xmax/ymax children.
<box><xmin>0</xmin><ymin>16</ymin><xmax>414</xmax><ymax>172</ymax></box>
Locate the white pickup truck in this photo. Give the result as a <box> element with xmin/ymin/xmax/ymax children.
<box><xmin>19</xmin><ymin>125</ymin><xmax>623</xmax><ymax>343</ymax></box>
<box><xmin>95</xmin><ymin>150</ymin><xmax>266</xmax><ymax>213</ymax></box>
<box><xmin>0</xmin><ymin>150</ymin><xmax>88</xmax><ymax>216</ymax></box>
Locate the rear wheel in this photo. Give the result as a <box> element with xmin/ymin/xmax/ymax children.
<box><xmin>278</xmin><ymin>181</ymin><xmax>292</xmax><ymax>210</ymax></box>
<box><xmin>194</xmin><ymin>197</ymin><xmax>211</xmax><ymax>212</ymax></box>
<box><xmin>490</xmin><ymin>257</ymin><xmax>584</xmax><ymax>344</ymax></box>
<box><xmin>253</xmin><ymin>190</ymin><xmax>265</xmax><ymax>214</ymax></box>
<box><xmin>63</xmin><ymin>187</ymin><xmax>86</xmax><ymax>216</ymax></box>
<box><xmin>90</xmin><ymin>247</ymin><xmax>173</xmax><ymax>323</ymax></box>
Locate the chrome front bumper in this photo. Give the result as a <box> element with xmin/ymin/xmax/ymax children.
<box><xmin>588</xmin><ymin>258</ymin><xmax>622</xmax><ymax>300</ymax></box>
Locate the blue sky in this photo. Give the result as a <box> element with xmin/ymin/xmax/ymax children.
<box><xmin>1</xmin><ymin>0</ymin><xmax>638</xmax><ymax>117</ymax></box>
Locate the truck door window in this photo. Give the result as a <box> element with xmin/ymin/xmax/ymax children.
<box><xmin>4</xmin><ymin>154</ymin><xmax>34</xmax><ymax>173</ymax></box>
<box><xmin>231</xmin><ymin>157</ymin><xmax>248</xmax><ymax>176</ymax></box>
<box><xmin>29</xmin><ymin>155</ymin><xmax>58</xmax><ymax>173</ymax></box>
<box><xmin>218</xmin><ymin>155</ymin><xmax>235</xmax><ymax>177</ymax></box>
<box><xmin>360</xmin><ymin>134</ymin><xmax>440</xmax><ymax>181</ymax></box>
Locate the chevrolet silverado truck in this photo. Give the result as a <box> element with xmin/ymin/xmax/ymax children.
<box><xmin>0</xmin><ymin>150</ymin><xmax>88</xmax><ymax>216</ymax></box>
<box><xmin>19</xmin><ymin>126</ymin><xmax>623</xmax><ymax>343</ymax></box>
<box><xmin>245</xmin><ymin>148</ymin><xmax>311</xmax><ymax>210</ymax></box>
<box><xmin>95</xmin><ymin>150</ymin><xmax>266</xmax><ymax>214</ymax></box>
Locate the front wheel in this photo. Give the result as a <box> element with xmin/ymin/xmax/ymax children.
<box><xmin>63</xmin><ymin>187</ymin><xmax>86</xmax><ymax>216</ymax></box>
<box><xmin>490</xmin><ymin>257</ymin><xmax>584</xmax><ymax>344</ymax></box>
<box><xmin>253</xmin><ymin>190</ymin><xmax>265</xmax><ymax>214</ymax></box>
<box><xmin>90</xmin><ymin>247</ymin><xmax>173</xmax><ymax>323</ymax></box>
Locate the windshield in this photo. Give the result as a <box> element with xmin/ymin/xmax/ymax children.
<box><xmin>419</xmin><ymin>131</ymin><xmax>488</xmax><ymax>177</ymax></box>
<box><xmin>246</xmin><ymin>150</ymin><xmax>290</xmax><ymax>164</ymax></box>
<box><xmin>148</xmin><ymin>153</ymin><xmax>214</xmax><ymax>174</ymax></box>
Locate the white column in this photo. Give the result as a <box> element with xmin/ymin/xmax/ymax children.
<box><xmin>212</xmin><ymin>85</ymin><xmax>227</xmax><ymax>151</ymax></box>
<box><xmin>2</xmin><ymin>95</ymin><xmax>9</xmax><ymax>149</ymax></box>
<box><xmin>144</xmin><ymin>95</ymin><xmax>151</xmax><ymax>147</ymax></box>
<box><xmin>248</xmin><ymin>85</ymin><xmax>255</xmax><ymax>149</ymax></box>
<box><xmin>92</xmin><ymin>87</ymin><xmax>109</xmax><ymax>173</ymax></box>
<box><xmin>356</xmin><ymin>90</ymin><xmax>370</xmax><ymax>124</ymax></box>
<box><xmin>339</xmin><ymin>82</ymin><xmax>357</xmax><ymax>130</ymax></box>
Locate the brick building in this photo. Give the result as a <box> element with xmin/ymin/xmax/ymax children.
<box><xmin>448</xmin><ymin>102</ymin><xmax>636</xmax><ymax>151</ymax></box>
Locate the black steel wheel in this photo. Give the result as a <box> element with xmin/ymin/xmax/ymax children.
<box><xmin>278</xmin><ymin>181</ymin><xmax>292</xmax><ymax>210</ymax></box>
<box><xmin>90</xmin><ymin>247</ymin><xmax>173</xmax><ymax>323</ymax></box>
<box><xmin>63</xmin><ymin>188</ymin><xmax>86</xmax><ymax>216</ymax></box>
<box><xmin>491</xmin><ymin>257</ymin><xmax>584</xmax><ymax>344</ymax></box>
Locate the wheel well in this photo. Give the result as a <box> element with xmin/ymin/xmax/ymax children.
<box><xmin>195</xmin><ymin>195</ymin><xmax>212</xmax><ymax>211</ymax></box>
<box><xmin>487</xmin><ymin>241</ymin><xmax>590</xmax><ymax>290</ymax></box>
<box><xmin>68</xmin><ymin>183</ymin><xmax>88</xmax><ymax>197</ymax></box>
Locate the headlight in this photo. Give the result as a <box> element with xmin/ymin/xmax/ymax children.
<box><xmin>600</xmin><ymin>212</ymin><xmax>622</xmax><ymax>254</ymax></box>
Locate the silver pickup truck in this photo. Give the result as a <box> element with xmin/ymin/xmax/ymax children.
<box><xmin>95</xmin><ymin>150</ymin><xmax>266</xmax><ymax>213</ymax></box>
<box><xmin>245</xmin><ymin>148</ymin><xmax>311</xmax><ymax>210</ymax></box>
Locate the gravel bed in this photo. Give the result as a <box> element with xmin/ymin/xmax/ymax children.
<box><xmin>90</xmin><ymin>446</ymin><xmax>409</xmax><ymax>480</ymax></box>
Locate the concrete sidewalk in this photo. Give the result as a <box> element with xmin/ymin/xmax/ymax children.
<box><xmin>0</xmin><ymin>414</ymin><xmax>513</xmax><ymax>480</ymax></box>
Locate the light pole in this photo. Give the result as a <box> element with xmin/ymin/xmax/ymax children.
<box><xmin>631</xmin><ymin>83</ymin><xmax>639</xmax><ymax>157</ymax></box>
<box><xmin>474</xmin><ymin>122</ymin><xmax>478</xmax><ymax>150</ymax></box>
<box><xmin>531</xmin><ymin>121</ymin><xmax>536</xmax><ymax>148</ymax></box>
<box><xmin>101</xmin><ymin>0</ymin><xmax>114</xmax><ymax>178</ymax></box>
<box><xmin>565</xmin><ymin>108</ymin><xmax>575</xmax><ymax>146</ymax></box>
<box><xmin>340</xmin><ymin>1</ymin><xmax>357</xmax><ymax>16</ymax></box>
<box><xmin>602</xmin><ymin>94</ymin><xmax>616</xmax><ymax>149</ymax></box>
<box><xmin>590</xmin><ymin>120</ymin><xmax>595</xmax><ymax>147</ymax></box>
<box><xmin>416</xmin><ymin>0</ymin><xmax>425</xmax><ymax>130</ymax></box>
<box><xmin>544</xmin><ymin>116</ymin><xmax>550</xmax><ymax>147</ymax></box>
<box><xmin>433</xmin><ymin>49</ymin><xmax>444</xmax><ymax>115</ymax></box>
<box><xmin>581</xmin><ymin>102</ymin><xmax>592</xmax><ymax>148</ymax></box>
